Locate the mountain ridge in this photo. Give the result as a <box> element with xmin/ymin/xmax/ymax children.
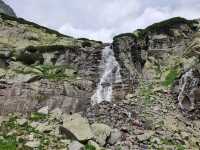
<box><xmin>0</xmin><ymin>0</ymin><xmax>16</xmax><ymax>17</ymax></box>
<box><xmin>0</xmin><ymin>2</ymin><xmax>200</xmax><ymax>149</ymax></box>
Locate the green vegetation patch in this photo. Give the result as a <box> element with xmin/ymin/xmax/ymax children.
<box><xmin>139</xmin><ymin>81</ymin><xmax>155</xmax><ymax>105</ymax></box>
<box><xmin>14</xmin><ymin>64</ymin><xmax>77</xmax><ymax>81</ymax></box>
<box><xmin>25</xmin><ymin>45</ymin><xmax>76</xmax><ymax>53</ymax></box>
<box><xmin>0</xmin><ymin>136</ymin><xmax>17</xmax><ymax>150</ymax></box>
<box><xmin>162</xmin><ymin>67</ymin><xmax>180</xmax><ymax>87</ymax></box>
<box><xmin>84</xmin><ymin>144</ymin><xmax>96</xmax><ymax>150</ymax></box>
<box><xmin>30</xmin><ymin>112</ymin><xmax>47</xmax><ymax>121</ymax></box>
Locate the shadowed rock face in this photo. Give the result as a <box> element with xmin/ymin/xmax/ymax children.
<box><xmin>0</xmin><ymin>0</ymin><xmax>16</xmax><ymax>17</ymax></box>
<box><xmin>177</xmin><ymin>69</ymin><xmax>200</xmax><ymax>118</ymax></box>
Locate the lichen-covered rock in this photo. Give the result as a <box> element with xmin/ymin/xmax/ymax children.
<box><xmin>61</xmin><ymin>114</ymin><xmax>93</xmax><ymax>141</ymax></box>
<box><xmin>108</xmin><ymin>129</ymin><xmax>122</xmax><ymax>145</ymax></box>
<box><xmin>91</xmin><ymin>123</ymin><xmax>111</xmax><ymax>146</ymax></box>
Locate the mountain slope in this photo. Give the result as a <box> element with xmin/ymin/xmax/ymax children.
<box><xmin>0</xmin><ymin>0</ymin><xmax>16</xmax><ymax>17</ymax></box>
<box><xmin>0</xmin><ymin>10</ymin><xmax>200</xmax><ymax>149</ymax></box>
<box><xmin>0</xmin><ymin>13</ymin><xmax>104</xmax><ymax>115</ymax></box>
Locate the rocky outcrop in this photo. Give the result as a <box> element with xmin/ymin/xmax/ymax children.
<box><xmin>112</xmin><ymin>17</ymin><xmax>200</xmax><ymax>117</ymax></box>
<box><xmin>112</xmin><ymin>17</ymin><xmax>199</xmax><ymax>88</ymax></box>
<box><xmin>0</xmin><ymin>0</ymin><xmax>16</xmax><ymax>17</ymax></box>
<box><xmin>177</xmin><ymin>69</ymin><xmax>200</xmax><ymax>118</ymax></box>
<box><xmin>0</xmin><ymin>13</ymin><xmax>104</xmax><ymax>115</ymax></box>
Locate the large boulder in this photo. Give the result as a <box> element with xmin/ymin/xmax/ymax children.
<box><xmin>91</xmin><ymin>123</ymin><xmax>111</xmax><ymax>146</ymax></box>
<box><xmin>61</xmin><ymin>114</ymin><xmax>93</xmax><ymax>141</ymax></box>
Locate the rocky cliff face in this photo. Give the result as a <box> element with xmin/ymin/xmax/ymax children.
<box><xmin>0</xmin><ymin>0</ymin><xmax>16</xmax><ymax>17</ymax></box>
<box><xmin>113</xmin><ymin>17</ymin><xmax>200</xmax><ymax>118</ymax></box>
<box><xmin>113</xmin><ymin>17</ymin><xmax>199</xmax><ymax>82</ymax></box>
<box><xmin>1</xmin><ymin>14</ymin><xmax>200</xmax><ymax>116</ymax></box>
<box><xmin>1</xmin><ymin>9</ymin><xmax>200</xmax><ymax>149</ymax></box>
<box><xmin>0</xmin><ymin>13</ymin><xmax>104</xmax><ymax>115</ymax></box>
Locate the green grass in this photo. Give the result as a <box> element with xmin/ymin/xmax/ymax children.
<box><xmin>162</xmin><ymin>67</ymin><xmax>180</xmax><ymax>87</ymax></box>
<box><xmin>0</xmin><ymin>136</ymin><xmax>17</xmax><ymax>150</ymax></box>
<box><xmin>84</xmin><ymin>144</ymin><xmax>96</xmax><ymax>150</ymax></box>
<box><xmin>14</xmin><ymin>64</ymin><xmax>77</xmax><ymax>81</ymax></box>
<box><xmin>139</xmin><ymin>81</ymin><xmax>154</xmax><ymax>105</ymax></box>
<box><xmin>30</xmin><ymin>112</ymin><xmax>47</xmax><ymax>121</ymax></box>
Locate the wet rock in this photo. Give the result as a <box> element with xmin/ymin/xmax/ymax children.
<box><xmin>68</xmin><ymin>141</ymin><xmax>84</xmax><ymax>150</ymax></box>
<box><xmin>91</xmin><ymin>123</ymin><xmax>111</xmax><ymax>146</ymax></box>
<box><xmin>62</xmin><ymin>114</ymin><xmax>93</xmax><ymax>141</ymax></box>
<box><xmin>177</xmin><ymin>69</ymin><xmax>200</xmax><ymax>118</ymax></box>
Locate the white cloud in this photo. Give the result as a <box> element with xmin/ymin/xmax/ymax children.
<box><xmin>4</xmin><ymin>0</ymin><xmax>200</xmax><ymax>42</ymax></box>
<box><xmin>59</xmin><ymin>23</ymin><xmax>114</xmax><ymax>42</ymax></box>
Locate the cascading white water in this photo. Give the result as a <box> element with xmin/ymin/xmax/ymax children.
<box><xmin>91</xmin><ymin>46</ymin><xmax>122</xmax><ymax>105</ymax></box>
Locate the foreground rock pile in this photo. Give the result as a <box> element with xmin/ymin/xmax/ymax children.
<box><xmin>1</xmin><ymin>87</ymin><xmax>200</xmax><ymax>150</ymax></box>
<box><xmin>0</xmin><ymin>107</ymin><xmax>117</xmax><ymax>150</ymax></box>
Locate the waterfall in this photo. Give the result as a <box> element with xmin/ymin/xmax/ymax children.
<box><xmin>91</xmin><ymin>46</ymin><xmax>122</xmax><ymax>105</ymax></box>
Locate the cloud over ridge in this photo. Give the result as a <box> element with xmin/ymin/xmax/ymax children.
<box><xmin>4</xmin><ymin>0</ymin><xmax>200</xmax><ymax>42</ymax></box>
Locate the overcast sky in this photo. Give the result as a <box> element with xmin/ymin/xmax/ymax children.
<box><xmin>4</xmin><ymin>0</ymin><xmax>200</xmax><ymax>42</ymax></box>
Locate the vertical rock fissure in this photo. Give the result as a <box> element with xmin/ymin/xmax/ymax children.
<box><xmin>91</xmin><ymin>46</ymin><xmax>122</xmax><ymax>104</ymax></box>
